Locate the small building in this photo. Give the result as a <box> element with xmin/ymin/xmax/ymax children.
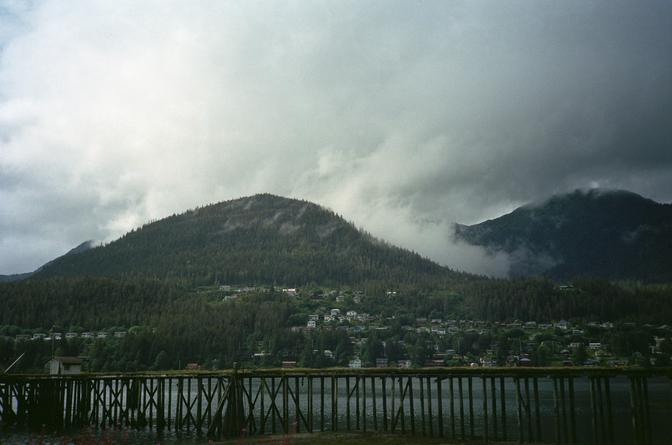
<box><xmin>282</xmin><ymin>361</ymin><xmax>297</xmax><ymax>368</ymax></box>
<box><xmin>397</xmin><ymin>360</ymin><xmax>412</xmax><ymax>369</ymax></box>
<box><xmin>81</xmin><ymin>332</ymin><xmax>95</xmax><ymax>339</ymax></box>
<box><xmin>348</xmin><ymin>357</ymin><xmax>362</xmax><ymax>369</ymax></box>
<box><xmin>307</xmin><ymin>320</ymin><xmax>316</xmax><ymax>329</ymax></box>
<box><xmin>46</xmin><ymin>357</ymin><xmax>83</xmax><ymax>375</ymax></box>
<box><xmin>15</xmin><ymin>334</ymin><xmax>31</xmax><ymax>342</ymax></box>
<box><xmin>186</xmin><ymin>363</ymin><xmax>201</xmax><ymax>371</ymax></box>
<box><xmin>114</xmin><ymin>331</ymin><xmax>126</xmax><ymax>338</ymax></box>
<box><xmin>65</xmin><ymin>332</ymin><xmax>78</xmax><ymax>339</ymax></box>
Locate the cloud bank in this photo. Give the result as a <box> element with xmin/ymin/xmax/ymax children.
<box><xmin>1</xmin><ymin>0</ymin><xmax>671</xmax><ymax>275</ymax></box>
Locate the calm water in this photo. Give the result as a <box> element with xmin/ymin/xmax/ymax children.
<box><xmin>2</xmin><ymin>376</ymin><xmax>671</xmax><ymax>445</ymax></box>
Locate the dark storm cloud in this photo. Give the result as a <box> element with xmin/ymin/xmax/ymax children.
<box><xmin>0</xmin><ymin>0</ymin><xmax>670</xmax><ymax>275</ymax></box>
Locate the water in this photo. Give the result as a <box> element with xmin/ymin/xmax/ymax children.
<box><xmin>2</xmin><ymin>375</ymin><xmax>671</xmax><ymax>444</ymax></box>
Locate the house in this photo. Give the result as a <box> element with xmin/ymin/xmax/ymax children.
<box><xmin>81</xmin><ymin>332</ymin><xmax>95</xmax><ymax>339</ymax></box>
<box><xmin>330</xmin><ymin>309</ymin><xmax>341</xmax><ymax>317</ymax></box>
<box><xmin>323</xmin><ymin>350</ymin><xmax>334</xmax><ymax>359</ymax></box>
<box><xmin>114</xmin><ymin>331</ymin><xmax>126</xmax><ymax>338</ymax></box>
<box><xmin>308</xmin><ymin>314</ymin><xmax>319</xmax><ymax>321</ymax></box>
<box><xmin>356</xmin><ymin>313</ymin><xmax>370</xmax><ymax>322</ymax></box>
<box><xmin>555</xmin><ymin>320</ymin><xmax>569</xmax><ymax>330</ymax></box>
<box><xmin>588</xmin><ymin>342</ymin><xmax>602</xmax><ymax>350</ymax></box>
<box><xmin>65</xmin><ymin>332</ymin><xmax>78</xmax><ymax>339</ymax></box>
<box><xmin>282</xmin><ymin>361</ymin><xmax>297</xmax><ymax>368</ymax></box>
<box><xmin>186</xmin><ymin>363</ymin><xmax>201</xmax><ymax>371</ymax></box>
<box><xmin>32</xmin><ymin>333</ymin><xmax>46</xmax><ymax>340</ymax></box>
<box><xmin>15</xmin><ymin>334</ymin><xmax>30</xmax><ymax>341</ymax></box>
<box><xmin>348</xmin><ymin>357</ymin><xmax>362</xmax><ymax>369</ymax></box>
<box><xmin>307</xmin><ymin>320</ymin><xmax>316</xmax><ymax>329</ymax></box>
<box><xmin>346</xmin><ymin>310</ymin><xmax>358</xmax><ymax>320</ymax></box>
<box><xmin>46</xmin><ymin>357</ymin><xmax>83</xmax><ymax>375</ymax></box>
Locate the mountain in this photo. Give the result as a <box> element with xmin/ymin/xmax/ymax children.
<box><xmin>0</xmin><ymin>272</ymin><xmax>33</xmax><ymax>283</ymax></box>
<box><xmin>454</xmin><ymin>189</ymin><xmax>672</xmax><ymax>282</ymax></box>
<box><xmin>0</xmin><ymin>240</ymin><xmax>94</xmax><ymax>282</ymax></box>
<box><xmin>34</xmin><ymin>194</ymin><xmax>462</xmax><ymax>286</ymax></box>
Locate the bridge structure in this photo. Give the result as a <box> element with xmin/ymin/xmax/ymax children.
<box><xmin>1</xmin><ymin>367</ymin><xmax>671</xmax><ymax>444</ymax></box>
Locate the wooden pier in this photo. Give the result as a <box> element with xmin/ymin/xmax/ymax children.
<box><xmin>1</xmin><ymin>367</ymin><xmax>671</xmax><ymax>444</ymax></box>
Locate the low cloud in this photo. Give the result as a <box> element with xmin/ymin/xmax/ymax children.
<box><xmin>1</xmin><ymin>1</ymin><xmax>671</xmax><ymax>275</ymax></box>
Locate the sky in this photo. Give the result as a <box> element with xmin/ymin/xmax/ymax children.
<box><xmin>0</xmin><ymin>0</ymin><xmax>671</xmax><ymax>276</ymax></box>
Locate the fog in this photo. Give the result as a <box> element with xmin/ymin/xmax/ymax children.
<box><xmin>1</xmin><ymin>1</ymin><xmax>670</xmax><ymax>275</ymax></box>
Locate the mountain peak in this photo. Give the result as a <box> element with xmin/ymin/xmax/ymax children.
<box><xmin>456</xmin><ymin>189</ymin><xmax>672</xmax><ymax>282</ymax></box>
<box><xmin>525</xmin><ymin>188</ymin><xmax>658</xmax><ymax>209</ymax></box>
<box><xmin>34</xmin><ymin>194</ymin><xmax>457</xmax><ymax>286</ymax></box>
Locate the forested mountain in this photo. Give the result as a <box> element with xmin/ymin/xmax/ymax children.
<box><xmin>0</xmin><ymin>272</ymin><xmax>32</xmax><ymax>283</ymax></box>
<box><xmin>0</xmin><ymin>240</ymin><xmax>94</xmax><ymax>283</ymax></box>
<box><xmin>34</xmin><ymin>194</ymin><xmax>465</xmax><ymax>286</ymax></box>
<box><xmin>455</xmin><ymin>189</ymin><xmax>672</xmax><ymax>281</ymax></box>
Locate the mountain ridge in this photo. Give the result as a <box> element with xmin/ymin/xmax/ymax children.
<box><xmin>454</xmin><ymin>188</ymin><xmax>672</xmax><ymax>281</ymax></box>
<box><xmin>0</xmin><ymin>240</ymin><xmax>94</xmax><ymax>282</ymax></box>
<box><xmin>33</xmin><ymin>193</ymin><xmax>465</xmax><ymax>286</ymax></box>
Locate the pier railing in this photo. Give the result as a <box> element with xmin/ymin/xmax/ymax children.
<box><xmin>1</xmin><ymin>367</ymin><xmax>671</xmax><ymax>444</ymax></box>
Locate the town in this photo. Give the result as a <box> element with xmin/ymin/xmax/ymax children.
<box><xmin>3</xmin><ymin>284</ymin><xmax>671</xmax><ymax>374</ymax></box>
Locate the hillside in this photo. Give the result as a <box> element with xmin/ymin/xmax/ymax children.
<box><xmin>34</xmin><ymin>194</ymin><xmax>462</xmax><ymax>286</ymax></box>
<box><xmin>454</xmin><ymin>189</ymin><xmax>672</xmax><ymax>281</ymax></box>
<box><xmin>0</xmin><ymin>240</ymin><xmax>94</xmax><ymax>282</ymax></box>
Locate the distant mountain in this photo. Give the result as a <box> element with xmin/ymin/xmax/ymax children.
<box><xmin>0</xmin><ymin>240</ymin><xmax>94</xmax><ymax>282</ymax></box>
<box><xmin>454</xmin><ymin>189</ymin><xmax>672</xmax><ymax>282</ymax></box>
<box><xmin>0</xmin><ymin>272</ymin><xmax>33</xmax><ymax>283</ymax></box>
<box><xmin>34</xmin><ymin>194</ymin><xmax>463</xmax><ymax>286</ymax></box>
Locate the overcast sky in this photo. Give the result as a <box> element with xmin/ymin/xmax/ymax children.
<box><xmin>1</xmin><ymin>0</ymin><xmax>671</xmax><ymax>275</ymax></box>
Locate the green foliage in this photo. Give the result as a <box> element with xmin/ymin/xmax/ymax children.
<box><xmin>33</xmin><ymin>194</ymin><xmax>462</xmax><ymax>287</ymax></box>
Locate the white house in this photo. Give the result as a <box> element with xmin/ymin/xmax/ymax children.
<box><xmin>348</xmin><ymin>357</ymin><xmax>362</xmax><ymax>369</ymax></box>
<box><xmin>46</xmin><ymin>357</ymin><xmax>83</xmax><ymax>375</ymax></box>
